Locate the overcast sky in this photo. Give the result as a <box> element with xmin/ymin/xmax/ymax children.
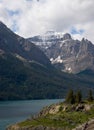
<box><xmin>0</xmin><ymin>0</ymin><xmax>94</xmax><ymax>43</ymax></box>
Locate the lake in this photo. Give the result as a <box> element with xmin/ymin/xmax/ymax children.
<box><xmin>0</xmin><ymin>99</ymin><xmax>63</xmax><ymax>130</ymax></box>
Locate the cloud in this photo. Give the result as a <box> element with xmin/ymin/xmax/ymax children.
<box><xmin>0</xmin><ymin>0</ymin><xmax>94</xmax><ymax>43</ymax></box>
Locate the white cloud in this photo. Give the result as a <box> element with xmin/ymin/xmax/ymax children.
<box><xmin>0</xmin><ymin>0</ymin><xmax>94</xmax><ymax>43</ymax></box>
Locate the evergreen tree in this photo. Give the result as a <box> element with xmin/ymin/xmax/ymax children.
<box><xmin>65</xmin><ymin>89</ymin><xmax>75</xmax><ymax>104</ymax></box>
<box><xmin>75</xmin><ymin>90</ymin><xmax>82</xmax><ymax>103</ymax></box>
<box><xmin>88</xmin><ymin>89</ymin><xmax>93</xmax><ymax>102</ymax></box>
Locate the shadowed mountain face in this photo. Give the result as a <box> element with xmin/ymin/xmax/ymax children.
<box><xmin>0</xmin><ymin>21</ymin><xmax>51</xmax><ymax>67</ymax></box>
<box><xmin>28</xmin><ymin>32</ymin><xmax>94</xmax><ymax>73</ymax></box>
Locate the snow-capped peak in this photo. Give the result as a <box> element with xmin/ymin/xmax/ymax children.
<box><xmin>28</xmin><ymin>31</ymin><xmax>72</xmax><ymax>51</ymax></box>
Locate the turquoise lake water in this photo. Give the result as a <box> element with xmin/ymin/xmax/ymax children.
<box><xmin>0</xmin><ymin>99</ymin><xmax>63</xmax><ymax>130</ymax></box>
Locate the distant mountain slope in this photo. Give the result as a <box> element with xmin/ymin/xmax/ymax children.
<box><xmin>28</xmin><ymin>31</ymin><xmax>94</xmax><ymax>73</ymax></box>
<box><xmin>1</xmin><ymin>53</ymin><xmax>94</xmax><ymax>100</ymax></box>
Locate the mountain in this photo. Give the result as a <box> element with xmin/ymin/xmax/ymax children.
<box><xmin>0</xmin><ymin>22</ymin><xmax>94</xmax><ymax>100</ymax></box>
<box><xmin>28</xmin><ymin>31</ymin><xmax>94</xmax><ymax>74</ymax></box>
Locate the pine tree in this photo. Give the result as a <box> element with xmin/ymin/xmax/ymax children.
<box><xmin>75</xmin><ymin>90</ymin><xmax>82</xmax><ymax>103</ymax></box>
<box><xmin>88</xmin><ymin>89</ymin><xmax>93</xmax><ymax>102</ymax></box>
<box><xmin>65</xmin><ymin>89</ymin><xmax>75</xmax><ymax>104</ymax></box>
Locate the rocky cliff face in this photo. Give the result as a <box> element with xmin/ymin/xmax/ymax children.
<box><xmin>28</xmin><ymin>32</ymin><xmax>94</xmax><ymax>73</ymax></box>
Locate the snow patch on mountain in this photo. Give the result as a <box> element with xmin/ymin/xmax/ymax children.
<box><xmin>65</xmin><ymin>66</ymin><xmax>72</xmax><ymax>73</ymax></box>
<box><xmin>50</xmin><ymin>56</ymin><xmax>63</xmax><ymax>64</ymax></box>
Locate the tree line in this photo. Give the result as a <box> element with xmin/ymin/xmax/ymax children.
<box><xmin>65</xmin><ymin>89</ymin><xmax>93</xmax><ymax>104</ymax></box>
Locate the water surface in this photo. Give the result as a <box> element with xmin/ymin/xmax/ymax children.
<box><xmin>0</xmin><ymin>99</ymin><xmax>63</xmax><ymax>130</ymax></box>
